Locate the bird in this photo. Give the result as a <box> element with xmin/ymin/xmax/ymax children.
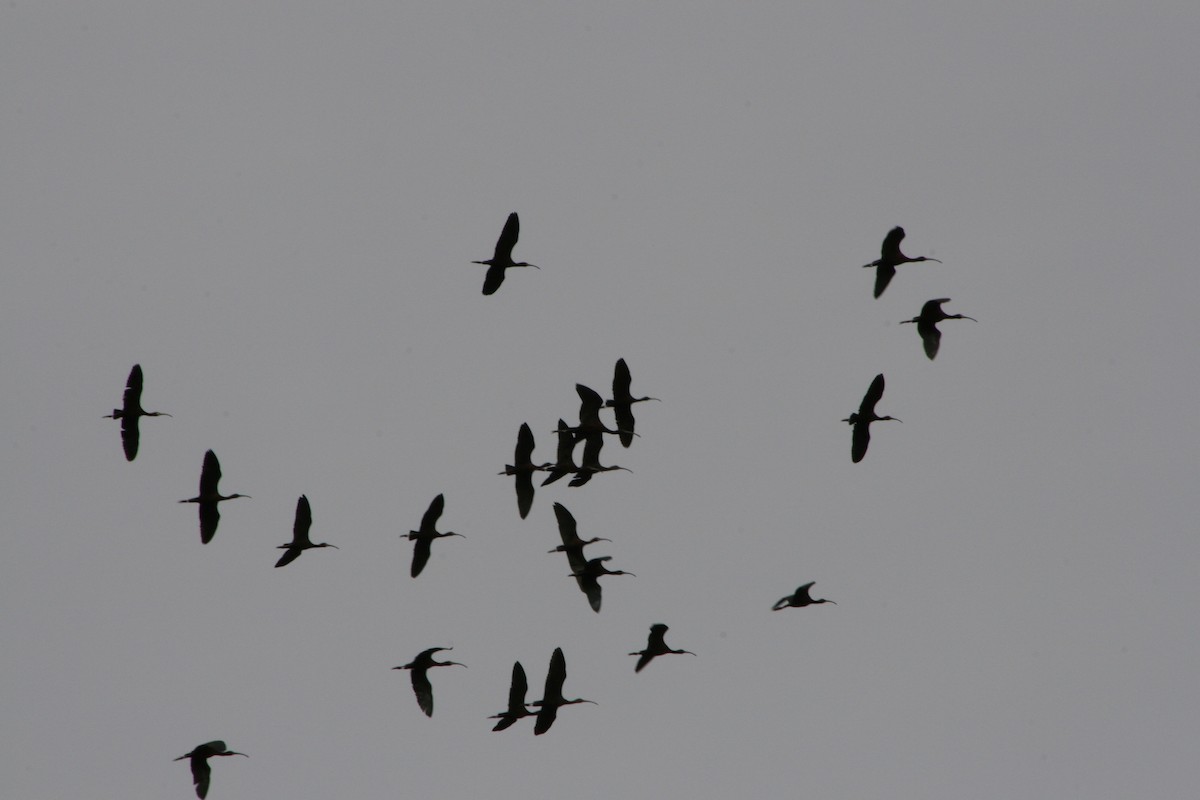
<box><xmin>570</xmin><ymin>555</ymin><xmax>635</xmax><ymax>613</ymax></box>
<box><xmin>404</xmin><ymin>493</ymin><xmax>462</xmax><ymax>577</ymax></box>
<box><xmin>541</xmin><ymin>418</ymin><xmax>581</xmax><ymax>486</ymax></box>
<box><xmin>393</xmin><ymin>647</ymin><xmax>466</xmax><ymax>717</ymax></box>
<box><xmin>104</xmin><ymin>363</ymin><xmax>170</xmax><ymax>461</ymax></box>
<box><xmin>489</xmin><ymin>661</ymin><xmax>536</xmax><ymax>731</ymax></box>
<box><xmin>532</xmin><ymin>647</ymin><xmax>595</xmax><ymax>735</ymax></box>
<box><xmin>178</xmin><ymin>450</ymin><xmax>249</xmax><ymax>544</ymax></box>
<box><xmin>548</xmin><ymin>502</ymin><xmax>611</xmax><ymax>557</ymax></box>
<box><xmin>605</xmin><ymin>358</ymin><xmax>659</xmax><ymax>447</ymax></box>
<box><xmin>568</xmin><ymin>432</ymin><xmax>631</xmax><ymax>487</ymax></box>
<box><xmin>498</xmin><ymin>423</ymin><xmax>550</xmax><ymax>519</ymax></box>
<box><xmin>842</xmin><ymin>373</ymin><xmax>900</xmax><ymax>463</ymax></box>
<box><xmin>174</xmin><ymin>741</ymin><xmax>247</xmax><ymax>799</ymax></box>
<box><xmin>863</xmin><ymin>226</ymin><xmax>942</xmax><ymax>298</ymax></box>
<box><xmin>773</xmin><ymin>581</ymin><xmax>836</xmax><ymax>610</ymax></box>
<box><xmin>901</xmin><ymin>298</ymin><xmax>977</xmax><ymax>360</ymax></box>
<box><xmin>629</xmin><ymin>623</ymin><xmax>695</xmax><ymax>672</ymax></box>
<box><xmin>275</xmin><ymin>495</ymin><xmax>338</xmax><ymax>567</ymax></box>
<box><xmin>564</xmin><ymin>383</ymin><xmax>635</xmax><ymax>443</ymax></box>
<box><xmin>472</xmin><ymin>212</ymin><xmax>539</xmax><ymax>295</ymax></box>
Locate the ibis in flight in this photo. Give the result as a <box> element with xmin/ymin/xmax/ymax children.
<box><xmin>843</xmin><ymin>373</ymin><xmax>900</xmax><ymax>463</ymax></box>
<box><xmin>104</xmin><ymin>363</ymin><xmax>170</xmax><ymax>461</ymax></box>
<box><xmin>629</xmin><ymin>623</ymin><xmax>695</xmax><ymax>672</ymax></box>
<box><xmin>863</xmin><ymin>226</ymin><xmax>941</xmax><ymax>298</ymax></box>
<box><xmin>549</xmin><ymin>502</ymin><xmax>611</xmax><ymax>557</ymax></box>
<box><xmin>533</xmin><ymin>647</ymin><xmax>595</xmax><ymax>734</ymax></box>
<box><xmin>541</xmin><ymin>419</ymin><xmax>581</xmax><ymax>486</ymax></box>
<box><xmin>901</xmin><ymin>298</ymin><xmax>976</xmax><ymax>360</ymax></box>
<box><xmin>605</xmin><ymin>358</ymin><xmax>659</xmax><ymax>447</ymax></box>
<box><xmin>773</xmin><ymin>581</ymin><xmax>836</xmax><ymax>610</ymax></box>
<box><xmin>393</xmin><ymin>646</ymin><xmax>466</xmax><ymax>717</ymax></box>
<box><xmin>489</xmin><ymin>661</ymin><xmax>536</xmax><ymax>731</ymax></box>
<box><xmin>472</xmin><ymin>212</ymin><xmax>539</xmax><ymax>295</ymax></box>
<box><xmin>498</xmin><ymin>423</ymin><xmax>550</xmax><ymax>519</ymax></box>
<box><xmin>174</xmin><ymin>741</ymin><xmax>246</xmax><ymax>799</ymax></box>
<box><xmin>275</xmin><ymin>495</ymin><xmax>338</xmax><ymax>567</ymax></box>
<box><xmin>404</xmin><ymin>493</ymin><xmax>462</xmax><ymax>577</ymax></box>
<box><xmin>570</xmin><ymin>555</ymin><xmax>635</xmax><ymax>613</ymax></box>
<box><xmin>179</xmin><ymin>450</ymin><xmax>249</xmax><ymax>544</ymax></box>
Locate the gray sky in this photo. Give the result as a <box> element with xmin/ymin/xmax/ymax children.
<box><xmin>3</xmin><ymin>3</ymin><xmax>1198</xmax><ymax>798</ymax></box>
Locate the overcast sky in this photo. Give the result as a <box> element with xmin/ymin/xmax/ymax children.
<box><xmin>3</xmin><ymin>3</ymin><xmax>1198</xmax><ymax>799</ymax></box>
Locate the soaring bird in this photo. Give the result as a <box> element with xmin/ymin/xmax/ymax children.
<box><xmin>489</xmin><ymin>661</ymin><xmax>536</xmax><ymax>731</ymax></box>
<box><xmin>393</xmin><ymin>647</ymin><xmax>466</xmax><ymax>717</ymax></box>
<box><xmin>772</xmin><ymin>581</ymin><xmax>836</xmax><ymax>610</ymax></box>
<box><xmin>498</xmin><ymin>423</ymin><xmax>550</xmax><ymax>519</ymax></box>
<box><xmin>863</xmin><ymin>226</ymin><xmax>941</xmax><ymax>298</ymax></box>
<box><xmin>533</xmin><ymin>647</ymin><xmax>595</xmax><ymax>735</ymax></box>
<box><xmin>629</xmin><ymin>623</ymin><xmax>695</xmax><ymax>672</ymax></box>
<box><xmin>174</xmin><ymin>741</ymin><xmax>246</xmax><ymax>799</ymax></box>
<box><xmin>548</xmin><ymin>502</ymin><xmax>611</xmax><ymax>557</ymax></box>
<box><xmin>842</xmin><ymin>373</ymin><xmax>900</xmax><ymax>463</ymax></box>
<box><xmin>275</xmin><ymin>495</ymin><xmax>338</xmax><ymax>567</ymax></box>
<box><xmin>404</xmin><ymin>494</ymin><xmax>462</xmax><ymax>577</ymax></box>
<box><xmin>472</xmin><ymin>212</ymin><xmax>539</xmax><ymax>295</ymax></box>
<box><xmin>570</xmin><ymin>555</ymin><xmax>635</xmax><ymax>613</ymax></box>
<box><xmin>179</xmin><ymin>450</ymin><xmax>249</xmax><ymax>544</ymax></box>
<box><xmin>104</xmin><ymin>363</ymin><xmax>170</xmax><ymax>461</ymax></box>
<box><xmin>901</xmin><ymin>298</ymin><xmax>977</xmax><ymax>360</ymax></box>
<box><xmin>605</xmin><ymin>358</ymin><xmax>659</xmax><ymax>447</ymax></box>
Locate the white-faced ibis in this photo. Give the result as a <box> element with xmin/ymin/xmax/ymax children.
<box><xmin>548</xmin><ymin>502</ymin><xmax>611</xmax><ymax>557</ymax></box>
<box><xmin>393</xmin><ymin>646</ymin><xmax>466</xmax><ymax>717</ymax></box>
<box><xmin>570</xmin><ymin>555</ymin><xmax>635</xmax><ymax>613</ymax></box>
<box><xmin>541</xmin><ymin>419</ymin><xmax>580</xmax><ymax>486</ymax></box>
<box><xmin>179</xmin><ymin>450</ymin><xmax>249</xmax><ymax>544</ymax></box>
<box><xmin>472</xmin><ymin>212</ymin><xmax>539</xmax><ymax>295</ymax></box>
<box><xmin>174</xmin><ymin>741</ymin><xmax>246</xmax><ymax>799</ymax></box>
<box><xmin>404</xmin><ymin>494</ymin><xmax>462</xmax><ymax>577</ymax></box>
<box><xmin>564</xmin><ymin>383</ymin><xmax>635</xmax><ymax>443</ymax></box>
<box><xmin>901</xmin><ymin>298</ymin><xmax>977</xmax><ymax>359</ymax></box>
<box><xmin>773</xmin><ymin>581</ymin><xmax>836</xmax><ymax>610</ymax></box>
<box><xmin>275</xmin><ymin>495</ymin><xmax>338</xmax><ymax>567</ymax></box>
<box><xmin>605</xmin><ymin>358</ymin><xmax>659</xmax><ymax>447</ymax></box>
<box><xmin>532</xmin><ymin>647</ymin><xmax>595</xmax><ymax>735</ymax></box>
<box><xmin>568</xmin><ymin>433</ymin><xmax>631</xmax><ymax>487</ymax></box>
<box><xmin>863</xmin><ymin>226</ymin><xmax>942</xmax><ymax>298</ymax></box>
<box><xmin>498</xmin><ymin>423</ymin><xmax>551</xmax><ymax>519</ymax></box>
<box><xmin>104</xmin><ymin>364</ymin><xmax>170</xmax><ymax>461</ymax></box>
<box><xmin>489</xmin><ymin>661</ymin><xmax>536</xmax><ymax>731</ymax></box>
<box><xmin>629</xmin><ymin>623</ymin><xmax>695</xmax><ymax>672</ymax></box>
<box><xmin>842</xmin><ymin>373</ymin><xmax>900</xmax><ymax>463</ymax></box>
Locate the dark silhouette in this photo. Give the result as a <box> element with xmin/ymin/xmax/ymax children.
<box><xmin>404</xmin><ymin>493</ymin><xmax>462</xmax><ymax>577</ymax></box>
<box><xmin>393</xmin><ymin>647</ymin><xmax>465</xmax><ymax>717</ymax></box>
<box><xmin>541</xmin><ymin>419</ymin><xmax>581</xmax><ymax>486</ymax></box>
<box><xmin>498</xmin><ymin>423</ymin><xmax>550</xmax><ymax>519</ymax></box>
<box><xmin>843</xmin><ymin>373</ymin><xmax>900</xmax><ymax>463</ymax></box>
<box><xmin>174</xmin><ymin>741</ymin><xmax>246</xmax><ymax>799</ymax></box>
<box><xmin>570</xmin><ymin>555</ymin><xmax>635</xmax><ymax>613</ymax></box>
<box><xmin>863</xmin><ymin>226</ymin><xmax>941</xmax><ymax>298</ymax></box>
<box><xmin>473</xmin><ymin>212</ymin><xmax>539</xmax><ymax>295</ymax></box>
<box><xmin>901</xmin><ymin>298</ymin><xmax>977</xmax><ymax>360</ymax></box>
<box><xmin>179</xmin><ymin>450</ymin><xmax>249</xmax><ymax>544</ymax></box>
<box><xmin>533</xmin><ymin>647</ymin><xmax>595</xmax><ymax>735</ymax></box>
<box><xmin>773</xmin><ymin>581</ymin><xmax>836</xmax><ymax>610</ymax></box>
<box><xmin>548</xmin><ymin>502</ymin><xmax>611</xmax><ymax>557</ymax></box>
<box><xmin>489</xmin><ymin>661</ymin><xmax>536</xmax><ymax>731</ymax></box>
<box><xmin>104</xmin><ymin>363</ymin><xmax>170</xmax><ymax>461</ymax></box>
<box><xmin>568</xmin><ymin>433</ymin><xmax>631</xmax><ymax>487</ymax></box>
<box><xmin>629</xmin><ymin>623</ymin><xmax>695</xmax><ymax>672</ymax></box>
<box><xmin>564</xmin><ymin>383</ymin><xmax>635</xmax><ymax>443</ymax></box>
<box><xmin>275</xmin><ymin>495</ymin><xmax>338</xmax><ymax>567</ymax></box>
<box><xmin>605</xmin><ymin>358</ymin><xmax>659</xmax><ymax>447</ymax></box>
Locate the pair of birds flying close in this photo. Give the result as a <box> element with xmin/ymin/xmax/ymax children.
<box><xmin>552</xmin><ymin>502</ymin><xmax>633</xmax><ymax>613</ymax></box>
<box><xmin>490</xmin><ymin>647</ymin><xmax>595</xmax><ymax>734</ymax></box>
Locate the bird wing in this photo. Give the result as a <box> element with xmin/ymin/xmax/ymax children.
<box><xmin>613</xmin><ymin>403</ymin><xmax>636</xmax><ymax>448</ymax></box>
<box><xmin>873</xmin><ymin>263</ymin><xmax>896</xmax><ymax>298</ymax></box>
<box><xmin>199</xmin><ymin>450</ymin><xmax>221</xmax><ymax>496</ymax></box>
<box><xmin>772</xmin><ymin>595</ymin><xmax>791</xmax><ymax>610</ymax></box>
<box><xmin>579</xmin><ymin>573</ymin><xmax>602</xmax><ymax>612</ymax></box>
<box><xmin>274</xmin><ymin>547</ymin><xmax>302</xmax><ymax>568</ymax></box>
<box><xmin>918</xmin><ymin>319</ymin><xmax>941</xmax><ymax>360</ymax></box>
<box><xmin>124</xmin><ymin>364</ymin><xmax>144</xmax><ymax>407</ymax></box>
<box><xmin>612</xmin><ymin>358</ymin><xmax>632</xmax><ymax>403</ymax></box>
<box><xmin>482</xmin><ymin>262</ymin><xmax>506</xmax><ymax>295</ymax></box>
<box><xmin>851</xmin><ymin>421</ymin><xmax>871</xmax><ymax>463</ymax></box>
<box><xmin>190</xmin><ymin>754</ymin><xmax>212</xmax><ymax>799</ymax></box>
<box><xmin>542</xmin><ymin>648</ymin><xmax>566</xmax><ymax>703</ymax></box>
<box><xmin>411</xmin><ymin>668</ymin><xmax>435</xmax><ymax>716</ymax></box>
<box><xmin>534</xmin><ymin>701</ymin><xmax>558</xmax><ymax>735</ymax></box>
<box><xmin>881</xmin><ymin>226</ymin><xmax>906</xmax><ymax>259</ymax></box>
<box><xmin>575</xmin><ymin>384</ymin><xmax>604</xmax><ymax>423</ymax></box>
<box><xmin>795</xmin><ymin>582</ymin><xmax>816</xmax><ymax>601</ymax></box>
<box><xmin>494</xmin><ymin>212</ymin><xmax>519</xmax><ymax>261</ymax></box>
<box><xmin>199</xmin><ymin>503</ymin><xmax>220</xmax><ymax>544</ymax></box>
<box><xmin>552</xmin><ymin>419</ymin><xmax>576</xmax><ymax>464</ymax></box>
<box><xmin>293</xmin><ymin>495</ymin><xmax>313</xmax><ymax>546</ymax></box>
<box><xmin>634</xmin><ymin>651</ymin><xmax>655</xmax><ymax>672</ymax></box>
<box><xmin>419</xmin><ymin>494</ymin><xmax>445</xmax><ymax>534</ymax></box>
<box><xmin>411</xmin><ymin>537</ymin><xmax>432</xmax><ymax>578</ymax></box>
<box><xmin>553</xmin><ymin>502</ymin><xmax>579</xmax><ymax>545</ymax></box>
<box><xmin>648</xmin><ymin>624</ymin><xmax>669</xmax><ymax>650</ymax></box>
<box><xmin>508</xmin><ymin>661</ymin><xmax>529</xmax><ymax>711</ymax></box>
<box><xmin>515</xmin><ymin>472</ymin><xmax>534</xmax><ymax>520</ymax></box>
<box><xmin>861</xmin><ymin>374</ymin><xmax>886</xmax><ymax>417</ymax></box>
<box><xmin>120</xmin><ymin>414</ymin><xmax>140</xmax><ymax>461</ymax></box>
<box><xmin>515</xmin><ymin>422</ymin><xmax>536</xmax><ymax>466</ymax></box>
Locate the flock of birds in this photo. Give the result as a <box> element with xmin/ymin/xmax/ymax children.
<box><xmin>107</xmin><ymin>215</ymin><xmax>973</xmax><ymax>798</ymax></box>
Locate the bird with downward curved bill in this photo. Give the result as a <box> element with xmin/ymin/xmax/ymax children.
<box><xmin>489</xmin><ymin>661</ymin><xmax>537</xmax><ymax>731</ymax></box>
<box><xmin>570</xmin><ymin>555</ymin><xmax>635</xmax><ymax>613</ymax></box>
<box><xmin>842</xmin><ymin>373</ymin><xmax>900</xmax><ymax>463</ymax></box>
<box><xmin>275</xmin><ymin>495</ymin><xmax>338</xmax><ymax>567</ymax></box>
<box><xmin>179</xmin><ymin>450</ymin><xmax>249</xmax><ymax>544</ymax></box>
<box><xmin>104</xmin><ymin>363</ymin><xmax>170</xmax><ymax>461</ymax></box>
<box><xmin>404</xmin><ymin>493</ymin><xmax>463</xmax><ymax>577</ymax></box>
<box><xmin>498</xmin><ymin>423</ymin><xmax>551</xmax><ymax>519</ymax></box>
<box><xmin>472</xmin><ymin>212</ymin><xmax>539</xmax><ymax>295</ymax></box>
<box><xmin>174</xmin><ymin>740</ymin><xmax>246</xmax><ymax>799</ymax></box>
<box><xmin>532</xmin><ymin>647</ymin><xmax>596</xmax><ymax>735</ymax></box>
<box><xmin>629</xmin><ymin>623</ymin><xmax>696</xmax><ymax>672</ymax></box>
<box><xmin>393</xmin><ymin>647</ymin><xmax>466</xmax><ymax>717</ymax></box>
<box><xmin>901</xmin><ymin>298</ymin><xmax>977</xmax><ymax>360</ymax></box>
<box><xmin>772</xmin><ymin>581</ymin><xmax>836</xmax><ymax>610</ymax></box>
<box><xmin>605</xmin><ymin>358</ymin><xmax>659</xmax><ymax>448</ymax></box>
<box><xmin>863</xmin><ymin>226</ymin><xmax>942</xmax><ymax>298</ymax></box>
<box><xmin>548</xmin><ymin>502</ymin><xmax>611</xmax><ymax>558</ymax></box>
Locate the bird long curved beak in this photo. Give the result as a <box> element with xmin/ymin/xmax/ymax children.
<box><xmin>963</xmin><ymin>315</ymin><xmax>978</xmax><ymax>322</ymax></box>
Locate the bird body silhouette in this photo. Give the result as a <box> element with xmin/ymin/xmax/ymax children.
<box><xmin>549</xmin><ymin>502</ymin><xmax>611</xmax><ymax>557</ymax></box>
<box><xmin>394</xmin><ymin>647</ymin><xmax>465</xmax><ymax>717</ymax></box>
<box><xmin>605</xmin><ymin>358</ymin><xmax>659</xmax><ymax>448</ymax></box>
<box><xmin>533</xmin><ymin>647</ymin><xmax>595</xmax><ymax>734</ymax></box>
<box><xmin>174</xmin><ymin>740</ymin><xmax>246</xmax><ymax>799</ymax></box>
<box><xmin>472</xmin><ymin>212</ymin><xmax>539</xmax><ymax>294</ymax></box>
<box><xmin>498</xmin><ymin>423</ymin><xmax>550</xmax><ymax>519</ymax></box>
<box><xmin>773</xmin><ymin>581</ymin><xmax>836</xmax><ymax>610</ymax></box>
<box><xmin>843</xmin><ymin>373</ymin><xmax>900</xmax><ymax>463</ymax></box>
<box><xmin>570</xmin><ymin>555</ymin><xmax>635</xmax><ymax>613</ymax></box>
<box><xmin>863</xmin><ymin>226</ymin><xmax>941</xmax><ymax>298</ymax></box>
<box><xmin>275</xmin><ymin>495</ymin><xmax>338</xmax><ymax>567</ymax></box>
<box><xmin>489</xmin><ymin>661</ymin><xmax>536</xmax><ymax>731</ymax></box>
<box><xmin>629</xmin><ymin>623</ymin><xmax>695</xmax><ymax>672</ymax></box>
<box><xmin>901</xmin><ymin>298</ymin><xmax>977</xmax><ymax>359</ymax></box>
<box><xmin>541</xmin><ymin>419</ymin><xmax>581</xmax><ymax>486</ymax></box>
<box><xmin>105</xmin><ymin>363</ymin><xmax>170</xmax><ymax>461</ymax></box>
<box><xmin>179</xmin><ymin>450</ymin><xmax>249</xmax><ymax>544</ymax></box>
<box><xmin>568</xmin><ymin>432</ymin><xmax>631</xmax><ymax>487</ymax></box>
<box><xmin>404</xmin><ymin>493</ymin><xmax>462</xmax><ymax>577</ymax></box>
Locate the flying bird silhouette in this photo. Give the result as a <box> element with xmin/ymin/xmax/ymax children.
<box><xmin>541</xmin><ymin>418</ymin><xmax>581</xmax><ymax>486</ymax></box>
<box><xmin>179</xmin><ymin>450</ymin><xmax>249</xmax><ymax>544</ymax></box>
<box><xmin>548</xmin><ymin>502</ymin><xmax>611</xmax><ymax>557</ymax></box>
<box><xmin>605</xmin><ymin>358</ymin><xmax>659</xmax><ymax>447</ymax></box>
<box><xmin>570</xmin><ymin>555</ymin><xmax>635</xmax><ymax>613</ymax></box>
<box><xmin>489</xmin><ymin>661</ymin><xmax>536</xmax><ymax>731</ymax></box>
<box><xmin>533</xmin><ymin>647</ymin><xmax>595</xmax><ymax>734</ymax></box>
<box><xmin>863</xmin><ymin>226</ymin><xmax>942</xmax><ymax>298</ymax></box>
<box><xmin>404</xmin><ymin>493</ymin><xmax>462</xmax><ymax>577</ymax></box>
<box><xmin>498</xmin><ymin>423</ymin><xmax>551</xmax><ymax>519</ymax></box>
<box><xmin>104</xmin><ymin>363</ymin><xmax>170</xmax><ymax>461</ymax></box>
<box><xmin>174</xmin><ymin>741</ymin><xmax>246</xmax><ymax>799</ymax></box>
<box><xmin>901</xmin><ymin>298</ymin><xmax>977</xmax><ymax>359</ymax></box>
<box><xmin>629</xmin><ymin>623</ymin><xmax>695</xmax><ymax>672</ymax></box>
<box><xmin>275</xmin><ymin>495</ymin><xmax>338</xmax><ymax>567</ymax></box>
<box><xmin>472</xmin><ymin>212</ymin><xmax>539</xmax><ymax>295</ymax></box>
<box><xmin>842</xmin><ymin>373</ymin><xmax>900</xmax><ymax>463</ymax></box>
<box><xmin>772</xmin><ymin>581</ymin><xmax>836</xmax><ymax>610</ymax></box>
<box><xmin>393</xmin><ymin>647</ymin><xmax>466</xmax><ymax>717</ymax></box>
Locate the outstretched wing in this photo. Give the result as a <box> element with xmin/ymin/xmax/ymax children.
<box><xmin>873</xmin><ymin>263</ymin><xmax>896</xmax><ymax>298</ymax></box>
<box><xmin>918</xmin><ymin>319</ymin><xmax>941</xmax><ymax>360</ymax></box>
<box><xmin>494</xmin><ymin>212</ymin><xmax>519</xmax><ymax>261</ymax></box>
<box><xmin>120</xmin><ymin>414</ymin><xmax>141</xmax><ymax>461</ymax></box>
<box><xmin>199</xmin><ymin>503</ymin><xmax>220</xmax><ymax>545</ymax></box>
<box><xmin>420</xmin><ymin>494</ymin><xmax>445</xmax><ymax>533</ymax></box>
<box><xmin>411</xmin><ymin>537</ymin><xmax>432</xmax><ymax>578</ymax></box>
<box><xmin>411</xmin><ymin>668</ymin><xmax>435</xmax><ymax>717</ymax></box>
<box><xmin>274</xmin><ymin>546</ymin><xmax>302</xmax><ymax>568</ymax></box>
<box><xmin>851</xmin><ymin>421</ymin><xmax>871</xmax><ymax>463</ymax></box>
<box><xmin>482</xmin><ymin>262</ymin><xmax>506</xmax><ymax>295</ymax></box>
<box><xmin>515</xmin><ymin>472</ymin><xmax>534</xmax><ymax>519</ymax></box>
